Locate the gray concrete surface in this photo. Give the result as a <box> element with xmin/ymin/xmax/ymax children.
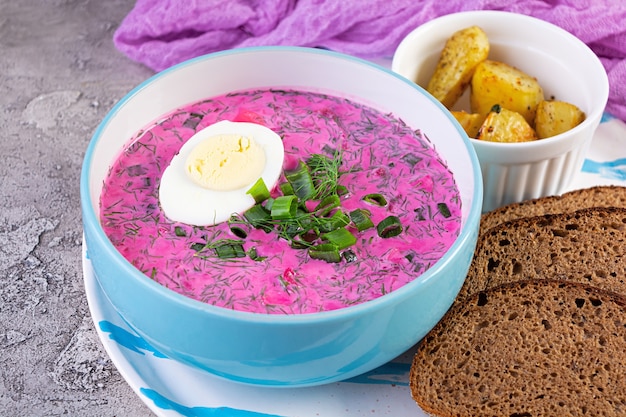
<box><xmin>1</xmin><ymin>1</ymin><xmax>156</xmax><ymax>415</ymax></box>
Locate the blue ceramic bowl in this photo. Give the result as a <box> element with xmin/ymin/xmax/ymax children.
<box><xmin>81</xmin><ymin>46</ymin><xmax>482</xmax><ymax>387</ymax></box>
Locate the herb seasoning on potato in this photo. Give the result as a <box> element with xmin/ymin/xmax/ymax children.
<box><xmin>470</xmin><ymin>59</ymin><xmax>544</xmax><ymax>125</ymax></box>
<box><xmin>476</xmin><ymin>104</ymin><xmax>537</xmax><ymax>143</ymax></box>
<box><xmin>426</xmin><ymin>26</ymin><xmax>586</xmax><ymax>142</ymax></box>
<box><xmin>426</xmin><ymin>26</ymin><xmax>489</xmax><ymax>109</ymax></box>
<box><xmin>535</xmin><ymin>100</ymin><xmax>587</xmax><ymax>138</ymax></box>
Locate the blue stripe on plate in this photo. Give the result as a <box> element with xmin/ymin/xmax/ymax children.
<box><xmin>99</xmin><ymin>320</ymin><xmax>167</xmax><ymax>358</ymax></box>
<box><xmin>140</xmin><ymin>388</ymin><xmax>287</xmax><ymax>417</ymax></box>
<box><xmin>582</xmin><ymin>158</ymin><xmax>626</xmax><ymax>181</ymax></box>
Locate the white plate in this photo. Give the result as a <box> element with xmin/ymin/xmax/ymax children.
<box><xmin>83</xmin><ymin>243</ymin><xmax>427</xmax><ymax>417</ymax></box>
<box><xmin>84</xmin><ymin>114</ymin><xmax>626</xmax><ymax>417</ymax></box>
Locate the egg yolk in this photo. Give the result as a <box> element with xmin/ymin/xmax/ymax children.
<box><xmin>185</xmin><ymin>134</ymin><xmax>266</xmax><ymax>191</ymax></box>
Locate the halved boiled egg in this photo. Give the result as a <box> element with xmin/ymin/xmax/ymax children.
<box><xmin>159</xmin><ymin>120</ymin><xmax>284</xmax><ymax>226</ymax></box>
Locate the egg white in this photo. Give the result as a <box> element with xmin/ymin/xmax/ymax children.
<box><xmin>159</xmin><ymin>120</ymin><xmax>284</xmax><ymax>226</ymax></box>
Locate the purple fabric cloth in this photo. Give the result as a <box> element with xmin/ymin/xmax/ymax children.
<box><xmin>114</xmin><ymin>0</ymin><xmax>626</xmax><ymax>120</ymax></box>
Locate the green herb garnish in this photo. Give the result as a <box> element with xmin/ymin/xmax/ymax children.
<box><xmin>349</xmin><ymin>209</ymin><xmax>374</xmax><ymax>232</ymax></box>
<box><xmin>308</xmin><ymin>243</ymin><xmax>341</xmax><ymax>263</ymax></box>
<box><xmin>228</xmin><ymin>223</ymin><xmax>248</xmax><ymax>239</ymax></box>
<box><xmin>229</xmin><ymin>151</ymin><xmax>403</xmax><ymax>263</ymax></box>
<box><xmin>271</xmin><ymin>195</ymin><xmax>298</xmax><ymax>220</ymax></box>
<box><xmin>321</xmin><ymin>227</ymin><xmax>356</xmax><ymax>250</ymax></box>
<box><xmin>363</xmin><ymin>193</ymin><xmax>388</xmax><ymax>207</ymax></box>
<box><xmin>243</xmin><ymin>205</ymin><xmax>272</xmax><ymax>232</ymax></box>
<box><xmin>285</xmin><ymin>161</ymin><xmax>316</xmax><ymax>200</ymax></box>
<box><xmin>246</xmin><ymin>177</ymin><xmax>271</xmax><ymax>203</ymax></box>
<box><xmin>376</xmin><ymin>216</ymin><xmax>403</xmax><ymax>238</ymax></box>
<box><xmin>192</xmin><ymin>237</ymin><xmax>247</xmax><ymax>260</ymax></box>
<box><xmin>214</xmin><ymin>242</ymin><xmax>246</xmax><ymax>259</ymax></box>
<box><xmin>307</xmin><ymin>152</ymin><xmax>343</xmax><ymax>199</ymax></box>
<box><xmin>437</xmin><ymin>202</ymin><xmax>451</xmax><ymax>218</ymax></box>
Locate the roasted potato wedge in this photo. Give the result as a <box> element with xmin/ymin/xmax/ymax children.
<box><xmin>426</xmin><ymin>26</ymin><xmax>489</xmax><ymax>109</ymax></box>
<box><xmin>535</xmin><ymin>100</ymin><xmax>586</xmax><ymax>138</ymax></box>
<box><xmin>452</xmin><ymin>110</ymin><xmax>484</xmax><ymax>138</ymax></box>
<box><xmin>470</xmin><ymin>60</ymin><xmax>544</xmax><ymax>125</ymax></box>
<box><xmin>476</xmin><ymin>105</ymin><xmax>537</xmax><ymax>143</ymax></box>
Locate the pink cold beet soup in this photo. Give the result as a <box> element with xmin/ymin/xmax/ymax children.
<box><xmin>100</xmin><ymin>88</ymin><xmax>462</xmax><ymax>314</ymax></box>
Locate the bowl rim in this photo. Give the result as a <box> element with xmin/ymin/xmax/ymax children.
<box><xmin>80</xmin><ymin>45</ymin><xmax>483</xmax><ymax>324</ymax></box>
<box><xmin>391</xmin><ymin>10</ymin><xmax>610</xmax><ymax>149</ymax></box>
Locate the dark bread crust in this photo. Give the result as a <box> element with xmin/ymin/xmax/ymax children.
<box><xmin>411</xmin><ymin>279</ymin><xmax>626</xmax><ymax>417</ymax></box>
<box><xmin>459</xmin><ymin>206</ymin><xmax>626</xmax><ymax>302</ymax></box>
<box><xmin>480</xmin><ymin>185</ymin><xmax>626</xmax><ymax>232</ymax></box>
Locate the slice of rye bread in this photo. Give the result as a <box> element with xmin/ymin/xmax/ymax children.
<box><xmin>480</xmin><ymin>185</ymin><xmax>626</xmax><ymax>233</ymax></box>
<box><xmin>457</xmin><ymin>206</ymin><xmax>626</xmax><ymax>302</ymax></box>
<box><xmin>411</xmin><ymin>279</ymin><xmax>626</xmax><ymax>417</ymax></box>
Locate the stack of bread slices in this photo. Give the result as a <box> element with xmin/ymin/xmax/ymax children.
<box><xmin>410</xmin><ymin>185</ymin><xmax>626</xmax><ymax>416</ymax></box>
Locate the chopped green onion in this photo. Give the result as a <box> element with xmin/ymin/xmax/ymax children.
<box><xmin>246</xmin><ymin>178</ymin><xmax>270</xmax><ymax>203</ymax></box>
<box><xmin>317</xmin><ymin>210</ymin><xmax>350</xmax><ymax>233</ymax></box>
<box><xmin>376</xmin><ymin>216</ymin><xmax>403</xmax><ymax>238</ymax></box>
<box><xmin>174</xmin><ymin>226</ymin><xmax>186</xmax><ymax>237</ymax></box>
<box><xmin>437</xmin><ymin>202</ymin><xmax>451</xmax><ymax>218</ymax></box>
<box><xmin>349</xmin><ymin>209</ymin><xmax>374</xmax><ymax>232</ymax></box>
<box><xmin>214</xmin><ymin>242</ymin><xmax>246</xmax><ymax>259</ymax></box>
<box><xmin>263</xmin><ymin>197</ymin><xmax>275</xmax><ymax>212</ymax></box>
<box><xmin>322</xmin><ymin>227</ymin><xmax>356</xmax><ymax>249</ymax></box>
<box><xmin>290</xmin><ymin>230</ymin><xmax>318</xmax><ymax>249</ymax></box>
<box><xmin>283</xmin><ymin>222</ymin><xmax>303</xmax><ymax>239</ymax></box>
<box><xmin>246</xmin><ymin>246</ymin><xmax>266</xmax><ymax>261</ymax></box>
<box><xmin>228</xmin><ymin>224</ymin><xmax>248</xmax><ymax>239</ymax></box>
<box><xmin>244</xmin><ymin>205</ymin><xmax>272</xmax><ymax>231</ymax></box>
<box><xmin>285</xmin><ymin>161</ymin><xmax>315</xmax><ymax>200</ymax></box>
<box><xmin>342</xmin><ymin>249</ymin><xmax>357</xmax><ymax>263</ymax></box>
<box><xmin>314</xmin><ymin>195</ymin><xmax>340</xmax><ymax>216</ymax></box>
<box><xmin>331</xmin><ymin>210</ymin><xmax>350</xmax><ymax>228</ymax></box>
<box><xmin>190</xmin><ymin>242</ymin><xmax>205</xmax><ymax>252</ymax></box>
<box><xmin>309</xmin><ymin>243</ymin><xmax>341</xmax><ymax>263</ymax></box>
<box><xmin>295</xmin><ymin>210</ymin><xmax>316</xmax><ymax>233</ymax></box>
<box><xmin>271</xmin><ymin>195</ymin><xmax>298</xmax><ymax>220</ymax></box>
<box><xmin>290</xmin><ymin>237</ymin><xmax>311</xmax><ymax>249</ymax></box>
<box><xmin>363</xmin><ymin>193</ymin><xmax>387</xmax><ymax>207</ymax></box>
<box><xmin>279</xmin><ymin>182</ymin><xmax>294</xmax><ymax>196</ymax></box>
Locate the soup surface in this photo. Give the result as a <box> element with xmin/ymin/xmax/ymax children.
<box><xmin>100</xmin><ymin>88</ymin><xmax>462</xmax><ymax>314</ymax></box>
